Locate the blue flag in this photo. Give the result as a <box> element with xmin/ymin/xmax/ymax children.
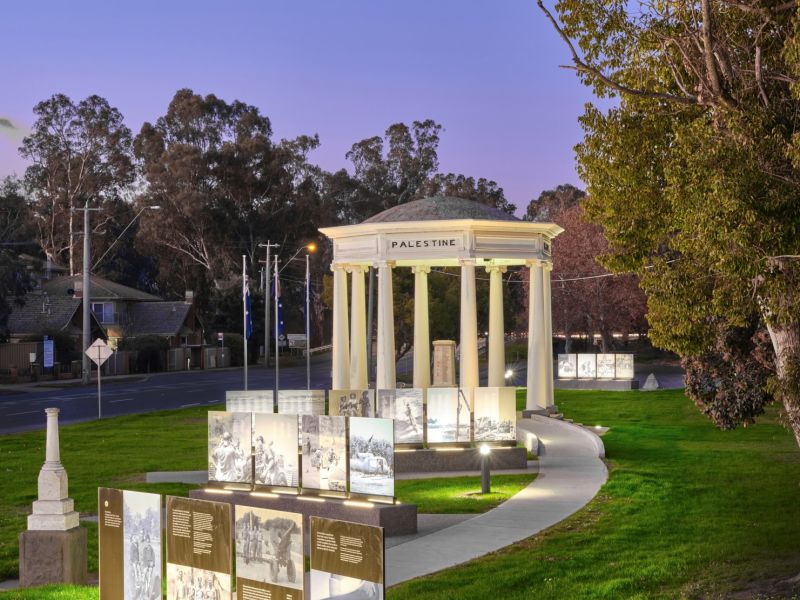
<box><xmin>244</xmin><ymin>285</ymin><xmax>253</xmax><ymax>338</ymax></box>
<box><xmin>270</xmin><ymin>273</ymin><xmax>286</xmax><ymax>338</ymax></box>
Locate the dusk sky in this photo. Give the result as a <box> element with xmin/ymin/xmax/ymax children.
<box><xmin>0</xmin><ymin>0</ymin><xmax>599</xmax><ymax>214</ymax></box>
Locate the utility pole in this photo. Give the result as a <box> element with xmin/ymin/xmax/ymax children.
<box><xmin>73</xmin><ymin>199</ymin><xmax>101</xmax><ymax>385</ymax></box>
<box><xmin>259</xmin><ymin>242</ymin><xmax>279</xmax><ymax>367</ymax></box>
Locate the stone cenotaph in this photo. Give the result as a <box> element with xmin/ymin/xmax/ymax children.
<box><xmin>19</xmin><ymin>407</ymin><xmax>87</xmax><ymax>587</ymax></box>
<box><xmin>432</xmin><ymin>340</ymin><xmax>457</xmax><ymax>387</ymax></box>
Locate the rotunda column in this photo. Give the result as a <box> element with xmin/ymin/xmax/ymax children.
<box><xmin>543</xmin><ymin>261</ymin><xmax>554</xmax><ymax>407</ymax></box>
<box><xmin>486</xmin><ymin>264</ymin><xmax>507</xmax><ymax>387</ymax></box>
<box><xmin>459</xmin><ymin>259</ymin><xmax>479</xmax><ymax>394</ymax></box>
<box><xmin>331</xmin><ymin>263</ymin><xmax>350</xmax><ymax>389</ymax></box>
<box><xmin>412</xmin><ymin>265</ymin><xmax>431</xmax><ymax>389</ymax></box>
<box><xmin>526</xmin><ymin>259</ymin><xmax>549</xmax><ymax>410</ymax></box>
<box><xmin>350</xmin><ymin>265</ymin><xmax>369</xmax><ymax>389</ymax></box>
<box><xmin>376</xmin><ymin>260</ymin><xmax>396</xmax><ymax>389</ymax></box>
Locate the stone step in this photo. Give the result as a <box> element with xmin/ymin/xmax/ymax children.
<box><xmin>548</xmin><ymin>413</ymin><xmax>565</xmax><ymax>420</ymax></box>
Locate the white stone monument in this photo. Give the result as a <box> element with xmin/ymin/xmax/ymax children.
<box><xmin>20</xmin><ymin>408</ymin><xmax>87</xmax><ymax>587</ymax></box>
<box><xmin>432</xmin><ymin>340</ymin><xmax>457</xmax><ymax>387</ymax></box>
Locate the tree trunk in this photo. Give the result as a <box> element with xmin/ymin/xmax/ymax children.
<box><xmin>765</xmin><ymin>320</ymin><xmax>800</xmax><ymax>448</ymax></box>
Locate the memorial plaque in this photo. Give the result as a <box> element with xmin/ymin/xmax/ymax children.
<box><xmin>278</xmin><ymin>390</ymin><xmax>325</xmax><ymax>416</ymax></box>
<box><xmin>226</xmin><ymin>390</ymin><xmax>275</xmax><ymax>414</ymax></box>
<box><xmin>253</xmin><ymin>413</ymin><xmax>299</xmax><ymax>489</ymax></box>
<box><xmin>432</xmin><ymin>340</ymin><xmax>456</xmax><ymax>387</ymax></box>
<box><xmin>328</xmin><ymin>389</ymin><xmax>375</xmax><ymax>417</ymax></box>
<box><xmin>375</xmin><ymin>389</ymin><xmax>424</xmax><ymax>444</ymax></box>
<box><xmin>300</xmin><ymin>415</ymin><xmax>348</xmax><ymax>493</ymax></box>
<box><xmin>577</xmin><ymin>354</ymin><xmax>597</xmax><ymax>379</ymax></box>
<box><xmin>597</xmin><ymin>354</ymin><xmax>616</xmax><ymax>379</ymax></box>
<box><xmin>166</xmin><ymin>496</ymin><xmax>232</xmax><ymax>600</ymax></box>
<box><xmin>98</xmin><ymin>488</ymin><xmax>162</xmax><ymax>600</ymax></box>
<box><xmin>310</xmin><ymin>517</ymin><xmax>384</xmax><ymax>600</ymax></box>
<box><xmin>426</xmin><ymin>388</ymin><xmax>470</xmax><ymax>443</ymax></box>
<box><xmin>615</xmin><ymin>353</ymin><xmax>635</xmax><ymax>379</ymax></box>
<box><xmin>473</xmin><ymin>387</ymin><xmax>517</xmax><ymax>442</ymax></box>
<box><xmin>349</xmin><ymin>417</ymin><xmax>394</xmax><ymax>498</ymax></box>
<box><xmin>208</xmin><ymin>411</ymin><xmax>253</xmax><ymax>486</ymax></box>
<box><xmin>235</xmin><ymin>505</ymin><xmax>304</xmax><ymax>600</ymax></box>
<box><xmin>557</xmin><ymin>353</ymin><xmax>577</xmax><ymax>379</ymax></box>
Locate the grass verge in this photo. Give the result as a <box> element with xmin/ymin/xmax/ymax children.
<box><xmin>395</xmin><ymin>474</ymin><xmax>536</xmax><ymax>514</ymax></box>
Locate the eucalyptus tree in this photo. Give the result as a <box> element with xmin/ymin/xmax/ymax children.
<box><xmin>538</xmin><ymin>1</ymin><xmax>800</xmax><ymax>443</ymax></box>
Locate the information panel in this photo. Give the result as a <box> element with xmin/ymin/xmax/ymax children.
<box><xmin>166</xmin><ymin>496</ymin><xmax>232</xmax><ymax>600</ymax></box>
<box><xmin>328</xmin><ymin>389</ymin><xmax>375</xmax><ymax>417</ymax></box>
<box><xmin>98</xmin><ymin>488</ymin><xmax>162</xmax><ymax>600</ymax></box>
<box><xmin>208</xmin><ymin>411</ymin><xmax>253</xmax><ymax>486</ymax></box>
<box><xmin>577</xmin><ymin>354</ymin><xmax>597</xmax><ymax>379</ymax></box>
<box><xmin>253</xmin><ymin>413</ymin><xmax>299</xmax><ymax>489</ymax></box>
<box><xmin>473</xmin><ymin>387</ymin><xmax>517</xmax><ymax>442</ymax></box>
<box><xmin>426</xmin><ymin>388</ymin><xmax>470</xmax><ymax>443</ymax></box>
<box><xmin>615</xmin><ymin>353</ymin><xmax>635</xmax><ymax>379</ymax></box>
<box><xmin>300</xmin><ymin>415</ymin><xmax>348</xmax><ymax>493</ymax></box>
<box><xmin>557</xmin><ymin>354</ymin><xmax>577</xmax><ymax>378</ymax></box>
<box><xmin>375</xmin><ymin>389</ymin><xmax>424</xmax><ymax>444</ymax></box>
<box><xmin>310</xmin><ymin>517</ymin><xmax>384</xmax><ymax>600</ymax></box>
<box><xmin>226</xmin><ymin>390</ymin><xmax>275</xmax><ymax>414</ymax></box>
<box><xmin>278</xmin><ymin>390</ymin><xmax>326</xmax><ymax>416</ymax></box>
<box><xmin>348</xmin><ymin>417</ymin><xmax>394</xmax><ymax>498</ymax></box>
<box><xmin>235</xmin><ymin>505</ymin><xmax>304</xmax><ymax>600</ymax></box>
<box><xmin>596</xmin><ymin>354</ymin><xmax>616</xmax><ymax>379</ymax></box>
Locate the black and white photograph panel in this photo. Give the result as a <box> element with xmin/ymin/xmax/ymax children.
<box><xmin>473</xmin><ymin>387</ymin><xmax>516</xmax><ymax>442</ymax></box>
<box><xmin>577</xmin><ymin>353</ymin><xmax>597</xmax><ymax>379</ymax></box>
<box><xmin>349</xmin><ymin>416</ymin><xmax>394</xmax><ymax>497</ymax></box>
<box><xmin>329</xmin><ymin>389</ymin><xmax>375</xmax><ymax>417</ymax></box>
<box><xmin>123</xmin><ymin>491</ymin><xmax>161</xmax><ymax>600</ymax></box>
<box><xmin>253</xmin><ymin>413</ymin><xmax>299</xmax><ymax>488</ymax></box>
<box><xmin>375</xmin><ymin>389</ymin><xmax>424</xmax><ymax>444</ymax></box>
<box><xmin>596</xmin><ymin>354</ymin><xmax>616</xmax><ymax>379</ymax></box>
<box><xmin>615</xmin><ymin>353</ymin><xmax>635</xmax><ymax>379</ymax></box>
<box><xmin>426</xmin><ymin>388</ymin><xmax>470</xmax><ymax>443</ymax></box>
<box><xmin>310</xmin><ymin>570</ymin><xmax>383</xmax><ymax>600</ymax></box>
<box><xmin>300</xmin><ymin>415</ymin><xmax>348</xmax><ymax>492</ymax></box>
<box><xmin>234</xmin><ymin>505</ymin><xmax>303</xmax><ymax>590</ymax></box>
<box><xmin>278</xmin><ymin>390</ymin><xmax>325</xmax><ymax>416</ymax></box>
<box><xmin>166</xmin><ymin>564</ymin><xmax>231</xmax><ymax>600</ymax></box>
<box><xmin>557</xmin><ymin>354</ymin><xmax>577</xmax><ymax>378</ymax></box>
<box><xmin>207</xmin><ymin>411</ymin><xmax>253</xmax><ymax>484</ymax></box>
<box><xmin>226</xmin><ymin>390</ymin><xmax>275</xmax><ymax>414</ymax></box>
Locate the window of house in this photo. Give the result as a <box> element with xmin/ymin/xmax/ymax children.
<box><xmin>91</xmin><ymin>302</ymin><xmax>114</xmax><ymax>324</ymax></box>
<box><xmin>181</xmin><ymin>335</ymin><xmax>189</xmax><ymax>347</ymax></box>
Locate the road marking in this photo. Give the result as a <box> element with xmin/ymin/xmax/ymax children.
<box><xmin>109</xmin><ymin>398</ymin><xmax>135</xmax><ymax>404</ymax></box>
<box><xmin>180</xmin><ymin>402</ymin><xmax>202</xmax><ymax>408</ymax></box>
<box><xmin>8</xmin><ymin>410</ymin><xmax>39</xmax><ymax>416</ymax></box>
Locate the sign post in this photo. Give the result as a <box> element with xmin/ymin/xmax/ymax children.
<box><xmin>86</xmin><ymin>338</ymin><xmax>113</xmax><ymax>419</ymax></box>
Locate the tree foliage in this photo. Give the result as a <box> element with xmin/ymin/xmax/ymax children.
<box><xmin>0</xmin><ymin>178</ymin><xmax>35</xmax><ymax>340</ymax></box>
<box><xmin>538</xmin><ymin>0</ymin><xmax>800</xmax><ymax>444</ymax></box>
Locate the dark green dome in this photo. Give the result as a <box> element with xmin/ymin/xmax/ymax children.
<box><xmin>363</xmin><ymin>196</ymin><xmax>519</xmax><ymax>224</ymax></box>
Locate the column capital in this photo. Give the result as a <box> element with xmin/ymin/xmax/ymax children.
<box><xmin>485</xmin><ymin>264</ymin><xmax>508</xmax><ymax>274</ymax></box>
<box><xmin>348</xmin><ymin>264</ymin><xmax>370</xmax><ymax>274</ymax></box>
<box><xmin>411</xmin><ymin>265</ymin><xmax>431</xmax><ymax>275</ymax></box>
<box><xmin>458</xmin><ymin>258</ymin><xmax>477</xmax><ymax>268</ymax></box>
<box><xmin>525</xmin><ymin>258</ymin><xmax>544</xmax><ymax>269</ymax></box>
<box><xmin>374</xmin><ymin>260</ymin><xmax>396</xmax><ymax>269</ymax></box>
<box><xmin>331</xmin><ymin>262</ymin><xmax>350</xmax><ymax>273</ymax></box>
<box><xmin>543</xmin><ymin>261</ymin><xmax>554</xmax><ymax>272</ymax></box>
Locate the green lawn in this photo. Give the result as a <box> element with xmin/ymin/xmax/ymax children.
<box><xmin>396</xmin><ymin>474</ymin><xmax>536</xmax><ymax>514</ymax></box>
<box><xmin>390</xmin><ymin>389</ymin><xmax>800</xmax><ymax>599</ymax></box>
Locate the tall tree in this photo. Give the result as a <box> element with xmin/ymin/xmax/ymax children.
<box><xmin>524</xmin><ymin>183</ymin><xmax>585</xmax><ymax>222</ymax></box>
<box><xmin>538</xmin><ymin>1</ymin><xmax>800</xmax><ymax>444</ymax></box>
<box><xmin>416</xmin><ymin>173</ymin><xmax>517</xmax><ymax>214</ymax></box>
<box><xmin>0</xmin><ymin>178</ymin><xmax>35</xmax><ymax>340</ymax></box>
<box><xmin>20</xmin><ymin>94</ymin><xmax>134</xmax><ymax>274</ymax></box>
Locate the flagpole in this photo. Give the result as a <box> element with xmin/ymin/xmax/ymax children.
<box><xmin>274</xmin><ymin>255</ymin><xmax>280</xmax><ymax>396</ymax></box>
<box><xmin>243</xmin><ymin>255</ymin><xmax>248</xmax><ymax>390</ymax></box>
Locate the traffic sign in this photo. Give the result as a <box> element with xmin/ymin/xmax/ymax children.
<box><xmin>86</xmin><ymin>338</ymin><xmax>113</xmax><ymax>366</ymax></box>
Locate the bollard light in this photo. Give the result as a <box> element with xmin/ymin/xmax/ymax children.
<box><xmin>480</xmin><ymin>444</ymin><xmax>491</xmax><ymax>494</ymax></box>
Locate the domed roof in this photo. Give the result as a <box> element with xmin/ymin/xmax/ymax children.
<box><xmin>363</xmin><ymin>196</ymin><xmax>520</xmax><ymax>224</ymax></box>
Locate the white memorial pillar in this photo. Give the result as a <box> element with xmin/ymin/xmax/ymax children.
<box><xmin>349</xmin><ymin>265</ymin><xmax>369</xmax><ymax>389</ymax></box>
<box><xmin>412</xmin><ymin>265</ymin><xmax>431</xmax><ymax>389</ymax></box>
<box><xmin>331</xmin><ymin>263</ymin><xmax>350</xmax><ymax>389</ymax></box>
<box><xmin>543</xmin><ymin>261</ymin><xmax>554</xmax><ymax>407</ymax></box>
<box><xmin>376</xmin><ymin>260</ymin><xmax>396</xmax><ymax>389</ymax></box>
<box><xmin>526</xmin><ymin>260</ymin><xmax>550</xmax><ymax>411</ymax></box>
<box><xmin>459</xmin><ymin>259</ymin><xmax>479</xmax><ymax>391</ymax></box>
<box><xmin>486</xmin><ymin>264</ymin><xmax>507</xmax><ymax>387</ymax></box>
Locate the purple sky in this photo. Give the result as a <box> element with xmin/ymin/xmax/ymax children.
<box><xmin>0</xmin><ymin>0</ymin><xmax>597</xmax><ymax>214</ymax></box>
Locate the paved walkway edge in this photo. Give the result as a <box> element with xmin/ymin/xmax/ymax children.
<box><xmin>385</xmin><ymin>415</ymin><xmax>608</xmax><ymax>586</ymax></box>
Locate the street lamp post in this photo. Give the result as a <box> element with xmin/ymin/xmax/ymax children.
<box><xmin>480</xmin><ymin>444</ymin><xmax>492</xmax><ymax>494</ymax></box>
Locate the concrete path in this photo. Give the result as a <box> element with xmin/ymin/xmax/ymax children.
<box><xmin>385</xmin><ymin>415</ymin><xmax>608</xmax><ymax>586</ymax></box>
